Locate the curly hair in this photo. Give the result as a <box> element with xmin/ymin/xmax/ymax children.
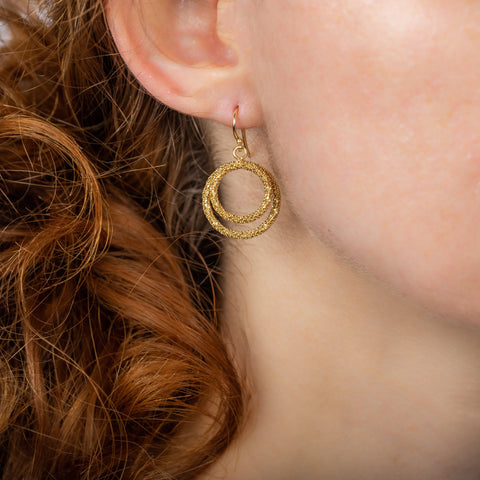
<box><xmin>0</xmin><ymin>1</ymin><xmax>244</xmax><ymax>478</ymax></box>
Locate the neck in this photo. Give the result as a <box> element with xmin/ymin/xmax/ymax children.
<box><xmin>204</xmin><ymin>217</ymin><xmax>480</xmax><ymax>480</ymax></box>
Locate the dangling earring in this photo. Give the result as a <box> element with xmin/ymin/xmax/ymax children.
<box><xmin>202</xmin><ymin>107</ymin><xmax>281</xmax><ymax>239</ymax></box>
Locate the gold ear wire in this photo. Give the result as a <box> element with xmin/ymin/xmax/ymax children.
<box><xmin>232</xmin><ymin>107</ymin><xmax>250</xmax><ymax>156</ymax></box>
<box><xmin>202</xmin><ymin>107</ymin><xmax>281</xmax><ymax>239</ymax></box>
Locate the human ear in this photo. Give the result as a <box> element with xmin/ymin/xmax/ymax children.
<box><xmin>105</xmin><ymin>0</ymin><xmax>262</xmax><ymax>127</ymax></box>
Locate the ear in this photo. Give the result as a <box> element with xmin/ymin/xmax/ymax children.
<box><xmin>105</xmin><ymin>0</ymin><xmax>262</xmax><ymax>127</ymax></box>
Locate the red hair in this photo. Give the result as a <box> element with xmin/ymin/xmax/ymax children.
<box><xmin>0</xmin><ymin>1</ymin><xmax>244</xmax><ymax>478</ymax></box>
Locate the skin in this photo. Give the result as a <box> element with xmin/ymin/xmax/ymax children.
<box><xmin>107</xmin><ymin>1</ymin><xmax>480</xmax><ymax>478</ymax></box>
<box><xmin>245</xmin><ymin>0</ymin><xmax>480</xmax><ymax>324</ymax></box>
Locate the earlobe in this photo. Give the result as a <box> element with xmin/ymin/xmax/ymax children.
<box><xmin>105</xmin><ymin>0</ymin><xmax>263</xmax><ymax>127</ymax></box>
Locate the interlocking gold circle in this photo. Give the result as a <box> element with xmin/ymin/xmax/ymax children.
<box><xmin>202</xmin><ymin>159</ymin><xmax>281</xmax><ymax>240</ymax></box>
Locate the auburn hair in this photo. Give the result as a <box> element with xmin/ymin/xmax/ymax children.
<box><xmin>0</xmin><ymin>0</ymin><xmax>244</xmax><ymax>478</ymax></box>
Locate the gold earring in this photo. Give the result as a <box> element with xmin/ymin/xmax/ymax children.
<box><xmin>202</xmin><ymin>108</ymin><xmax>281</xmax><ymax>239</ymax></box>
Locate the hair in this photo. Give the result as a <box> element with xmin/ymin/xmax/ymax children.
<box><xmin>0</xmin><ymin>1</ymin><xmax>245</xmax><ymax>478</ymax></box>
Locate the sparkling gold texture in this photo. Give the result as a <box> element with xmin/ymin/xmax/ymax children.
<box><xmin>202</xmin><ymin>109</ymin><xmax>281</xmax><ymax>239</ymax></box>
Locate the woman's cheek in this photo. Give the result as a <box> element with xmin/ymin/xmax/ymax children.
<box><xmin>251</xmin><ymin>0</ymin><xmax>480</xmax><ymax>322</ymax></box>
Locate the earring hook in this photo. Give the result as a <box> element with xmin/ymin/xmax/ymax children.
<box><xmin>232</xmin><ymin>106</ymin><xmax>250</xmax><ymax>156</ymax></box>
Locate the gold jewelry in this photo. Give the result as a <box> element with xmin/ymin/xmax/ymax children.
<box><xmin>202</xmin><ymin>108</ymin><xmax>281</xmax><ymax>239</ymax></box>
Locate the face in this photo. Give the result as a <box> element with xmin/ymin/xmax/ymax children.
<box><xmin>244</xmin><ymin>0</ymin><xmax>480</xmax><ymax>323</ymax></box>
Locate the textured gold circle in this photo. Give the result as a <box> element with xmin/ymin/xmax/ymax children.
<box><xmin>202</xmin><ymin>159</ymin><xmax>281</xmax><ymax>240</ymax></box>
<box><xmin>210</xmin><ymin>161</ymin><xmax>272</xmax><ymax>224</ymax></box>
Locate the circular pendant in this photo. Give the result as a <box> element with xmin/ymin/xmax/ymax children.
<box><xmin>202</xmin><ymin>159</ymin><xmax>281</xmax><ymax>240</ymax></box>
